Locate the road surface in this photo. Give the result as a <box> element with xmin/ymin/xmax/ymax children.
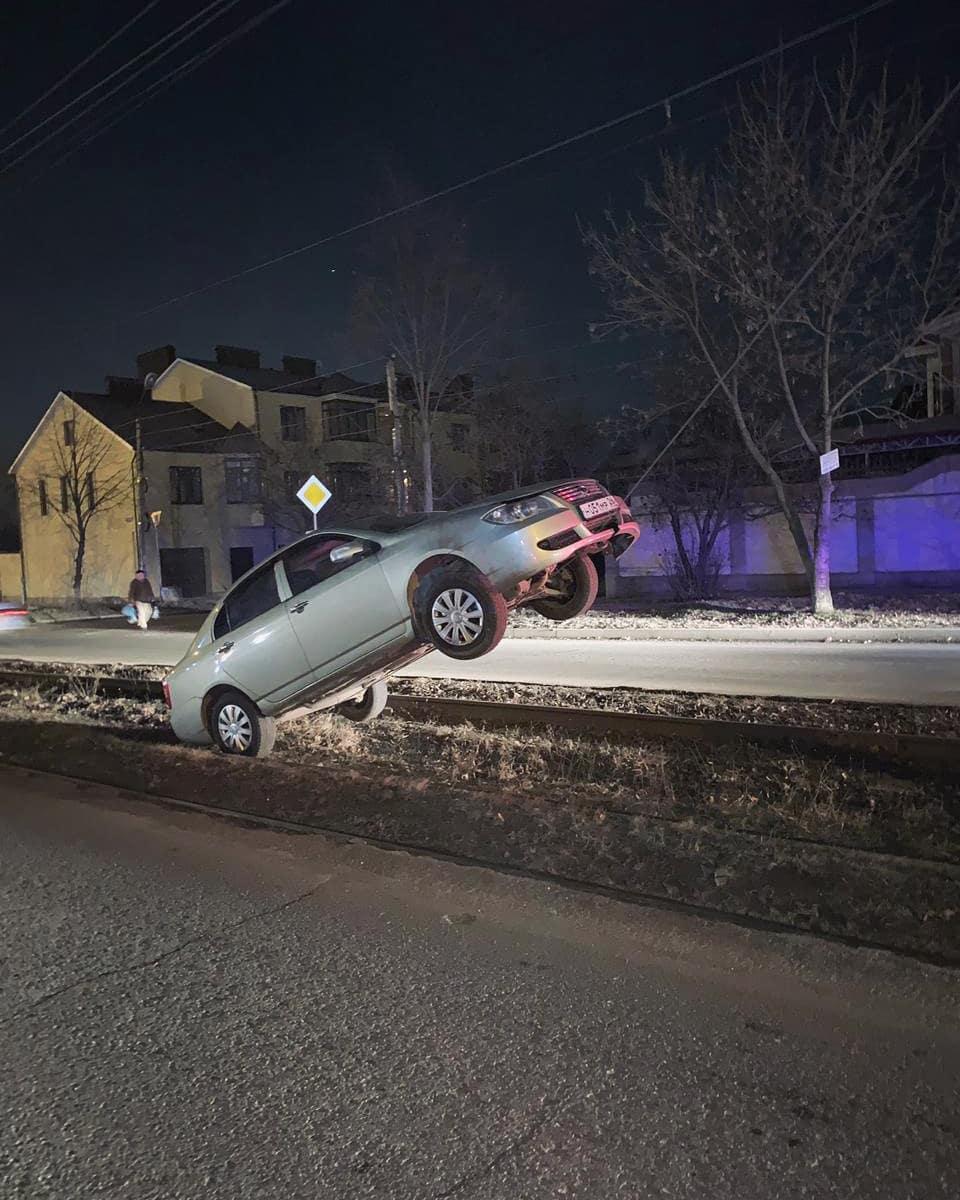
<box><xmin>1</xmin><ymin>768</ymin><xmax>957</xmax><ymax>1199</ymax></box>
<box><xmin>1</xmin><ymin>618</ymin><xmax>959</xmax><ymax>703</ymax></box>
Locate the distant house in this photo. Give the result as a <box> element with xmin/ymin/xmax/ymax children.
<box><xmin>9</xmin><ymin>344</ymin><xmax>479</xmax><ymax>602</ymax></box>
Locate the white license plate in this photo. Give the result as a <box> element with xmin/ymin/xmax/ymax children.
<box><xmin>579</xmin><ymin>496</ymin><xmax>618</xmax><ymax>519</ymax></box>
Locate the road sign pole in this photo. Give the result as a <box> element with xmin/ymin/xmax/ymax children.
<box><xmin>313</xmin><ymin>510</ymin><xmax>318</xmax><ymax>531</ymax></box>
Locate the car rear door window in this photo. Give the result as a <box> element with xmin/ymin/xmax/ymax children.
<box><xmin>281</xmin><ymin>536</ymin><xmax>376</xmax><ymax>597</ymax></box>
<box><xmin>216</xmin><ymin>563</ymin><xmax>280</xmax><ymax>634</ymax></box>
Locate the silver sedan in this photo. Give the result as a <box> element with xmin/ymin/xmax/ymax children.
<box><xmin>164</xmin><ymin>479</ymin><xmax>639</xmax><ymax>756</ymax></box>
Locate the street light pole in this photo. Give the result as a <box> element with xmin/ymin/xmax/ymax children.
<box><xmin>386</xmin><ymin>356</ymin><xmax>406</xmax><ymax>514</ymax></box>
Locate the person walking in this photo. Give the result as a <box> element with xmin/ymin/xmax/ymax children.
<box><xmin>127</xmin><ymin>569</ymin><xmax>155</xmax><ymax>631</ymax></box>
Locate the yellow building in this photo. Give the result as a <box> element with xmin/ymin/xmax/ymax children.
<box><xmin>10</xmin><ymin>345</ymin><xmax>479</xmax><ymax>602</ymax></box>
<box><xmin>147</xmin><ymin>344</ymin><xmax>479</xmax><ymax>510</ymax></box>
<box><xmin>10</xmin><ymin>381</ymin><xmax>262</xmax><ymax>601</ymax></box>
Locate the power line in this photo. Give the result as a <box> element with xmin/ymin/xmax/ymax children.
<box><xmin>23</xmin><ymin>0</ymin><xmax>296</xmax><ymax>186</ymax></box>
<box><xmin>135</xmin><ymin>354</ymin><xmax>644</xmax><ymax>453</ymax></box>
<box><xmin>0</xmin><ymin>0</ymin><xmax>245</xmax><ymax>175</ymax></box>
<box><xmin>114</xmin><ymin>322</ymin><xmax>603</xmax><ymax>444</ymax></box>
<box><xmin>135</xmin><ymin>0</ymin><xmax>899</xmax><ymax>316</ymax></box>
<box><xmin>0</xmin><ymin>0</ymin><xmax>162</xmax><ymax>139</ymax></box>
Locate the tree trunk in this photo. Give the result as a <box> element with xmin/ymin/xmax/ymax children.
<box><xmin>72</xmin><ymin>530</ymin><xmax>86</xmax><ymax>597</ymax></box>
<box><xmin>421</xmin><ymin>426</ymin><xmax>434</xmax><ymax>513</ymax></box>
<box><xmin>812</xmin><ymin>474</ymin><xmax>834</xmax><ymax>613</ymax></box>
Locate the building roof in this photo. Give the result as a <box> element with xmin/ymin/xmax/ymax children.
<box><xmin>68</xmin><ymin>392</ymin><xmax>259</xmax><ymax>455</ymax></box>
<box><xmin>178</xmin><ymin>357</ymin><xmax>387</xmax><ymax>401</ymax></box>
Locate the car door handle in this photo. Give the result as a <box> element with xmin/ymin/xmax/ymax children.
<box><xmin>216</xmin><ymin>641</ymin><xmax>234</xmax><ymax>655</ymax></box>
<box><xmin>289</xmin><ymin>600</ymin><xmax>308</xmax><ymax>614</ymax></box>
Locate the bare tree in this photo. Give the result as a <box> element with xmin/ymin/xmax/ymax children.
<box><xmin>35</xmin><ymin>403</ymin><xmax>131</xmax><ymax>596</ymax></box>
<box><xmin>353</xmin><ymin>188</ymin><xmax>510</xmax><ymax>511</ymax></box>
<box><xmin>587</xmin><ymin>50</ymin><xmax>960</xmax><ymax>610</ymax></box>
<box><xmin>476</xmin><ymin>371</ymin><xmax>554</xmax><ymax>492</ymax></box>
<box><xmin>612</xmin><ymin>385</ymin><xmax>748</xmax><ymax>600</ymax></box>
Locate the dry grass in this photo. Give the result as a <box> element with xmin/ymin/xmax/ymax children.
<box><xmin>276</xmin><ymin>709</ymin><xmax>960</xmax><ymax>864</ymax></box>
<box><xmin>1</xmin><ymin>679</ymin><xmax>957</xmax><ymax>865</ymax></box>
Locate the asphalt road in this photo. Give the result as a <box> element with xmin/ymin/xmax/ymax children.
<box><xmin>1</xmin><ymin>768</ymin><xmax>957</xmax><ymax>1199</ymax></box>
<box><xmin>1</xmin><ymin>619</ymin><xmax>960</xmax><ymax>703</ymax></box>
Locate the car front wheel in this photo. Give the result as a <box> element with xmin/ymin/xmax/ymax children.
<box><xmin>210</xmin><ymin>690</ymin><xmax>276</xmax><ymax>758</ymax></box>
<box><xmin>336</xmin><ymin>681</ymin><xmax>388</xmax><ymax>724</ymax></box>
<box><xmin>529</xmin><ymin>554</ymin><xmax>599</xmax><ymax>621</ymax></box>
<box><xmin>415</xmin><ymin>566</ymin><xmax>508</xmax><ymax>660</ymax></box>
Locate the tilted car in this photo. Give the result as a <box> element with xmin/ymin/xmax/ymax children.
<box><xmin>164</xmin><ymin>478</ymin><xmax>639</xmax><ymax>756</ymax></box>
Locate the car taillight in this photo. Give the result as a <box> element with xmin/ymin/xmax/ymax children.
<box><xmin>162</xmin><ymin>681</ymin><xmax>172</xmax><ymax>709</ymax></box>
<box><xmin>0</xmin><ymin>609</ymin><xmax>28</xmax><ymax>618</ymax></box>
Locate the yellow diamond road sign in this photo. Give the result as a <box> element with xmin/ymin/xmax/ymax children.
<box><xmin>297</xmin><ymin>475</ymin><xmax>332</xmax><ymax>514</ymax></box>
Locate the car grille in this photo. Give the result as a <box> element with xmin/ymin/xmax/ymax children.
<box><xmin>537</xmin><ymin>529</ymin><xmax>581</xmax><ymax>551</ymax></box>
<box><xmin>550</xmin><ymin>479</ymin><xmax>607</xmax><ymax>506</ymax></box>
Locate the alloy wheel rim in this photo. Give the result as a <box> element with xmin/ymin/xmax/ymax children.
<box><xmin>218</xmin><ymin>703</ymin><xmax>253</xmax><ymax>752</ymax></box>
<box><xmin>431</xmin><ymin>587</ymin><xmax>484</xmax><ymax>646</ymax></box>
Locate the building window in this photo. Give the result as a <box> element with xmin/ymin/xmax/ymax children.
<box><xmin>323</xmin><ymin>399</ymin><xmax>376</xmax><ymax>442</ymax></box>
<box><xmin>330</xmin><ymin>462</ymin><xmax>372</xmax><ymax>505</ymax></box>
<box><xmin>225</xmin><ymin>458</ymin><xmax>261</xmax><ymax>504</ymax></box>
<box><xmin>449</xmin><ymin>422</ymin><xmax>469</xmax><ymax>452</ymax></box>
<box><xmin>170</xmin><ymin>465</ymin><xmax>203</xmax><ymax>505</ymax></box>
<box><xmin>60</xmin><ymin>475</ymin><xmax>69</xmax><ymax>511</ymax></box>
<box><xmin>85</xmin><ymin>472</ymin><xmax>96</xmax><ymax>511</ymax></box>
<box><xmin>63</xmin><ymin>420</ymin><xmax>75</xmax><ymax>446</ymax></box>
<box><xmin>38</xmin><ymin>479</ymin><xmax>49</xmax><ymax>516</ymax></box>
<box><xmin>280</xmin><ymin>405</ymin><xmax>307</xmax><ymax>442</ymax></box>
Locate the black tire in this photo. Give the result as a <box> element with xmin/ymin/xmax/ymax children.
<box><xmin>337</xmin><ymin>681</ymin><xmax>388</xmax><ymax>724</ymax></box>
<box><xmin>414</xmin><ymin>565</ymin><xmax>508</xmax><ymax>660</ymax></box>
<box><xmin>529</xmin><ymin>554</ymin><xmax>599</xmax><ymax>621</ymax></box>
<box><xmin>209</xmin><ymin>689</ymin><xmax>276</xmax><ymax>758</ymax></box>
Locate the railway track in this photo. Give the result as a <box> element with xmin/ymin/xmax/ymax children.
<box><xmin>0</xmin><ymin>665</ymin><xmax>956</xmax><ymax>771</ymax></box>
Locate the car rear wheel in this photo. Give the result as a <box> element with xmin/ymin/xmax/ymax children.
<box><xmin>336</xmin><ymin>681</ymin><xmax>388</xmax><ymax>724</ymax></box>
<box><xmin>415</xmin><ymin>566</ymin><xmax>508</xmax><ymax>660</ymax></box>
<box><xmin>210</xmin><ymin>690</ymin><xmax>276</xmax><ymax>758</ymax></box>
<box><xmin>529</xmin><ymin>554</ymin><xmax>599</xmax><ymax>621</ymax></box>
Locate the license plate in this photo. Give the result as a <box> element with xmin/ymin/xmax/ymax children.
<box><xmin>579</xmin><ymin>496</ymin><xmax>618</xmax><ymax>519</ymax></box>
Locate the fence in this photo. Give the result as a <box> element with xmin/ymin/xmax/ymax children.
<box><xmin>611</xmin><ymin>455</ymin><xmax>960</xmax><ymax>597</ymax></box>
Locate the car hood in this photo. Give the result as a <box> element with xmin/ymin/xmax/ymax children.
<box><xmin>452</xmin><ymin>478</ymin><xmax>597</xmax><ymax>515</ymax></box>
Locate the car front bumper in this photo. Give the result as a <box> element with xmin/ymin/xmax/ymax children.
<box><xmin>463</xmin><ymin>499</ymin><xmax>639</xmax><ymax>594</ymax></box>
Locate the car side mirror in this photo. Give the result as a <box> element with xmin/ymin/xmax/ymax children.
<box><xmin>330</xmin><ymin>540</ymin><xmax>366</xmax><ymax>565</ymax></box>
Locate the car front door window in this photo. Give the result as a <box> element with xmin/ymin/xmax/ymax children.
<box><xmin>283</xmin><ymin>537</ymin><xmax>372</xmax><ymax>596</ymax></box>
<box><xmin>278</xmin><ymin>534</ymin><xmax>405</xmax><ymax>681</ymax></box>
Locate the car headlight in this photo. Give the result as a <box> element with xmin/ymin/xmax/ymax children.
<box><xmin>483</xmin><ymin>495</ymin><xmax>557</xmax><ymax>524</ymax></box>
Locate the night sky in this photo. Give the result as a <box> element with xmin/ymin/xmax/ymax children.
<box><xmin>2</xmin><ymin>0</ymin><xmax>956</xmax><ymax>467</ymax></box>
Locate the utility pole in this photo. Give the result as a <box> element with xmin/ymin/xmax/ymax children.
<box><xmin>133</xmin><ymin>418</ymin><xmax>144</xmax><ymax>568</ymax></box>
<box><xmin>386</xmin><ymin>356</ymin><xmax>406</xmax><ymax>514</ymax></box>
